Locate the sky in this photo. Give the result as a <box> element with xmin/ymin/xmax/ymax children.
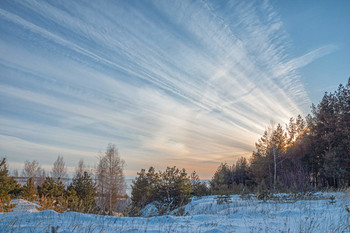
<box><xmin>0</xmin><ymin>0</ymin><xmax>349</xmax><ymax>179</ymax></box>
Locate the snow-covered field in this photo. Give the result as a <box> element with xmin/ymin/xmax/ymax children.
<box><xmin>1</xmin><ymin>192</ymin><xmax>349</xmax><ymax>232</ymax></box>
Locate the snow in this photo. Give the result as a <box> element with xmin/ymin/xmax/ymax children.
<box><xmin>1</xmin><ymin>192</ymin><xmax>349</xmax><ymax>232</ymax></box>
<box><xmin>9</xmin><ymin>199</ymin><xmax>40</xmax><ymax>213</ymax></box>
<box><xmin>138</xmin><ymin>202</ymin><xmax>159</xmax><ymax>217</ymax></box>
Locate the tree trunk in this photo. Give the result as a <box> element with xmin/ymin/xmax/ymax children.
<box><xmin>273</xmin><ymin>145</ymin><xmax>277</xmax><ymax>189</ymax></box>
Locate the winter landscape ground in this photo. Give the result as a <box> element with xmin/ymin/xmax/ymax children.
<box><xmin>1</xmin><ymin>192</ymin><xmax>349</xmax><ymax>233</ymax></box>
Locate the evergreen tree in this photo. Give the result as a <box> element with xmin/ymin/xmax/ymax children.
<box><xmin>309</xmin><ymin>78</ymin><xmax>350</xmax><ymax>187</ymax></box>
<box><xmin>38</xmin><ymin>177</ymin><xmax>65</xmax><ymax>198</ymax></box>
<box><xmin>248</xmin><ymin>78</ymin><xmax>350</xmax><ymax>190</ymax></box>
<box><xmin>37</xmin><ymin>177</ymin><xmax>65</xmax><ymax>211</ymax></box>
<box><xmin>131</xmin><ymin>168</ymin><xmax>152</xmax><ymax>211</ymax></box>
<box><xmin>158</xmin><ymin>167</ymin><xmax>192</xmax><ymax>210</ymax></box>
<box><xmin>235</xmin><ymin>157</ymin><xmax>249</xmax><ymax>185</ymax></box>
<box><xmin>210</xmin><ymin>163</ymin><xmax>232</xmax><ymax>194</ymax></box>
<box><xmin>190</xmin><ymin>171</ymin><xmax>208</xmax><ymax>197</ymax></box>
<box><xmin>64</xmin><ymin>187</ymin><xmax>80</xmax><ymax>211</ymax></box>
<box><xmin>131</xmin><ymin>166</ymin><xmax>192</xmax><ymax>214</ymax></box>
<box><xmin>0</xmin><ymin>158</ymin><xmax>21</xmax><ymax>212</ymax></box>
<box><xmin>130</xmin><ymin>166</ymin><xmax>163</xmax><ymax>215</ymax></box>
<box><xmin>145</xmin><ymin>166</ymin><xmax>161</xmax><ymax>203</ymax></box>
<box><xmin>70</xmin><ymin>170</ymin><xmax>97</xmax><ymax>213</ymax></box>
<box><xmin>22</xmin><ymin>177</ymin><xmax>36</xmax><ymax>201</ymax></box>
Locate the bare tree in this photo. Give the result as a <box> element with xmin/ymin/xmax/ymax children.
<box><xmin>76</xmin><ymin>159</ymin><xmax>85</xmax><ymax>176</ymax></box>
<box><xmin>22</xmin><ymin>160</ymin><xmax>44</xmax><ymax>186</ymax></box>
<box><xmin>22</xmin><ymin>160</ymin><xmax>41</xmax><ymax>179</ymax></box>
<box><xmin>96</xmin><ymin>144</ymin><xmax>126</xmax><ymax>215</ymax></box>
<box><xmin>51</xmin><ymin>155</ymin><xmax>67</xmax><ymax>180</ymax></box>
<box><xmin>11</xmin><ymin>169</ymin><xmax>19</xmax><ymax>178</ymax></box>
<box><xmin>37</xmin><ymin>169</ymin><xmax>47</xmax><ymax>186</ymax></box>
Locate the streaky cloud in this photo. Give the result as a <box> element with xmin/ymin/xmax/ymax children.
<box><xmin>0</xmin><ymin>0</ymin><xmax>336</xmax><ymax>177</ymax></box>
<box><xmin>276</xmin><ymin>44</ymin><xmax>339</xmax><ymax>77</ymax></box>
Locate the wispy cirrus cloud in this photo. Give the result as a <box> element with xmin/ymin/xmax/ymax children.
<box><xmin>275</xmin><ymin>44</ymin><xmax>339</xmax><ymax>78</ymax></box>
<box><xmin>0</xmin><ymin>0</ymin><xmax>335</xmax><ymax>177</ymax></box>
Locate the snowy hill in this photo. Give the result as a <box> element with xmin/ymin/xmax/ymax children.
<box><xmin>9</xmin><ymin>199</ymin><xmax>40</xmax><ymax>213</ymax></box>
<box><xmin>1</xmin><ymin>192</ymin><xmax>349</xmax><ymax>232</ymax></box>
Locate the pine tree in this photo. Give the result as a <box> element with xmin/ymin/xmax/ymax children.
<box><xmin>248</xmin><ymin>78</ymin><xmax>350</xmax><ymax>190</ymax></box>
<box><xmin>145</xmin><ymin>166</ymin><xmax>161</xmax><ymax>203</ymax></box>
<box><xmin>70</xmin><ymin>170</ymin><xmax>97</xmax><ymax>213</ymax></box>
<box><xmin>305</xmin><ymin>78</ymin><xmax>350</xmax><ymax>187</ymax></box>
<box><xmin>131</xmin><ymin>169</ymin><xmax>151</xmax><ymax>211</ymax></box>
<box><xmin>210</xmin><ymin>163</ymin><xmax>233</xmax><ymax>194</ymax></box>
<box><xmin>64</xmin><ymin>187</ymin><xmax>80</xmax><ymax>212</ymax></box>
<box><xmin>235</xmin><ymin>157</ymin><xmax>249</xmax><ymax>185</ymax></box>
<box><xmin>22</xmin><ymin>177</ymin><xmax>36</xmax><ymax>201</ymax></box>
<box><xmin>190</xmin><ymin>171</ymin><xmax>208</xmax><ymax>197</ymax></box>
<box><xmin>0</xmin><ymin>158</ymin><xmax>21</xmax><ymax>212</ymax></box>
<box><xmin>130</xmin><ymin>166</ymin><xmax>192</xmax><ymax>214</ymax></box>
<box><xmin>158</xmin><ymin>167</ymin><xmax>191</xmax><ymax>210</ymax></box>
<box><xmin>37</xmin><ymin>177</ymin><xmax>65</xmax><ymax>211</ymax></box>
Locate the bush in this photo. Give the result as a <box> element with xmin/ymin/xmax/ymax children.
<box><xmin>37</xmin><ymin>177</ymin><xmax>65</xmax><ymax>212</ymax></box>
<box><xmin>130</xmin><ymin>166</ymin><xmax>192</xmax><ymax>215</ymax></box>
<box><xmin>0</xmin><ymin>158</ymin><xmax>21</xmax><ymax>212</ymax></box>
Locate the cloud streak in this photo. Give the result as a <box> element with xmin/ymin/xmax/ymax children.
<box><xmin>0</xmin><ymin>0</ymin><xmax>334</xmax><ymax>177</ymax></box>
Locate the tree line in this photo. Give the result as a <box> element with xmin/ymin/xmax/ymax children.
<box><xmin>1</xmin><ymin>78</ymin><xmax>349</xmax><ymax>215</ymax></box>
<box><xmin>210</xmin><ymin>78</ymin><xmax>350</xmax><ymax>194</ymax></box>
<box><xmin>0</xmin><ymin>144</ymin><xmax>126</xmax><ymax>214</ymax></box>
<box><xmin>130</xmin><ymin>78</ymin><xmax>350</xmax><ymax>215</ymax></box>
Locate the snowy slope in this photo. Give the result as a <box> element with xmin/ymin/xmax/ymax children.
<box><xmin>10</xmin><ymin>199</ymin><xmax>40</xmax><ymax>213</ymax></box>
<box><xmin>1</xmin><ymin>192</ymin><xmax>349</xmax><ymax>232</ymax></box>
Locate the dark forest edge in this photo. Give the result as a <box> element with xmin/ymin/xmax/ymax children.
<box><xmin>1</xmin><ymin>78</ymin><xmax>349</xmax><ymax>216</ymax></box>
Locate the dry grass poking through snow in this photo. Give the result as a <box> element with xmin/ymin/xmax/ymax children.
<box><xmin>0</xmin><ymin>192</ymin><xmax>349</xmax><ymax>232</ymax></box>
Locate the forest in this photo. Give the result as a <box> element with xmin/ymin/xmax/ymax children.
<box><xmin>0</xmin><ymin>78</ymin><xmax>349</xmax><ymax>216</ymax></box>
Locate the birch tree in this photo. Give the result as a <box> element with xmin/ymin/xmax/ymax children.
<box><xmin>96</xmin><ymin>144</ymin><xmax>126</xmax><ymax>215</ymax></box>
<box><xmin>22</xmin><ymin>160</ymin><xmax>45</xmax><ymax>186</ymax></box>
<box><xmin>51</xmin><ymin>155</ymin><xmax>67</xmax><ymax>180</ymax></box>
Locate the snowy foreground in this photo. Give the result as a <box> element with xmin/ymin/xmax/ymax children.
<box><xmin>1</xmin><ymin>193</ymin><xmax>349</xmax><ymax>233</ymax></box>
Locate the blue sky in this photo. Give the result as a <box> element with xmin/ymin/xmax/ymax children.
<box><xmin>0</xmin><ymin>0</ymin><xmax>349</xmax><ymax>178</ymax></box>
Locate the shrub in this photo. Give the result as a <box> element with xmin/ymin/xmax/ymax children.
<box><xmin>131</xmin><ymin>166</ymin><xmax>192</xmax><ymax>215</ymax></box>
